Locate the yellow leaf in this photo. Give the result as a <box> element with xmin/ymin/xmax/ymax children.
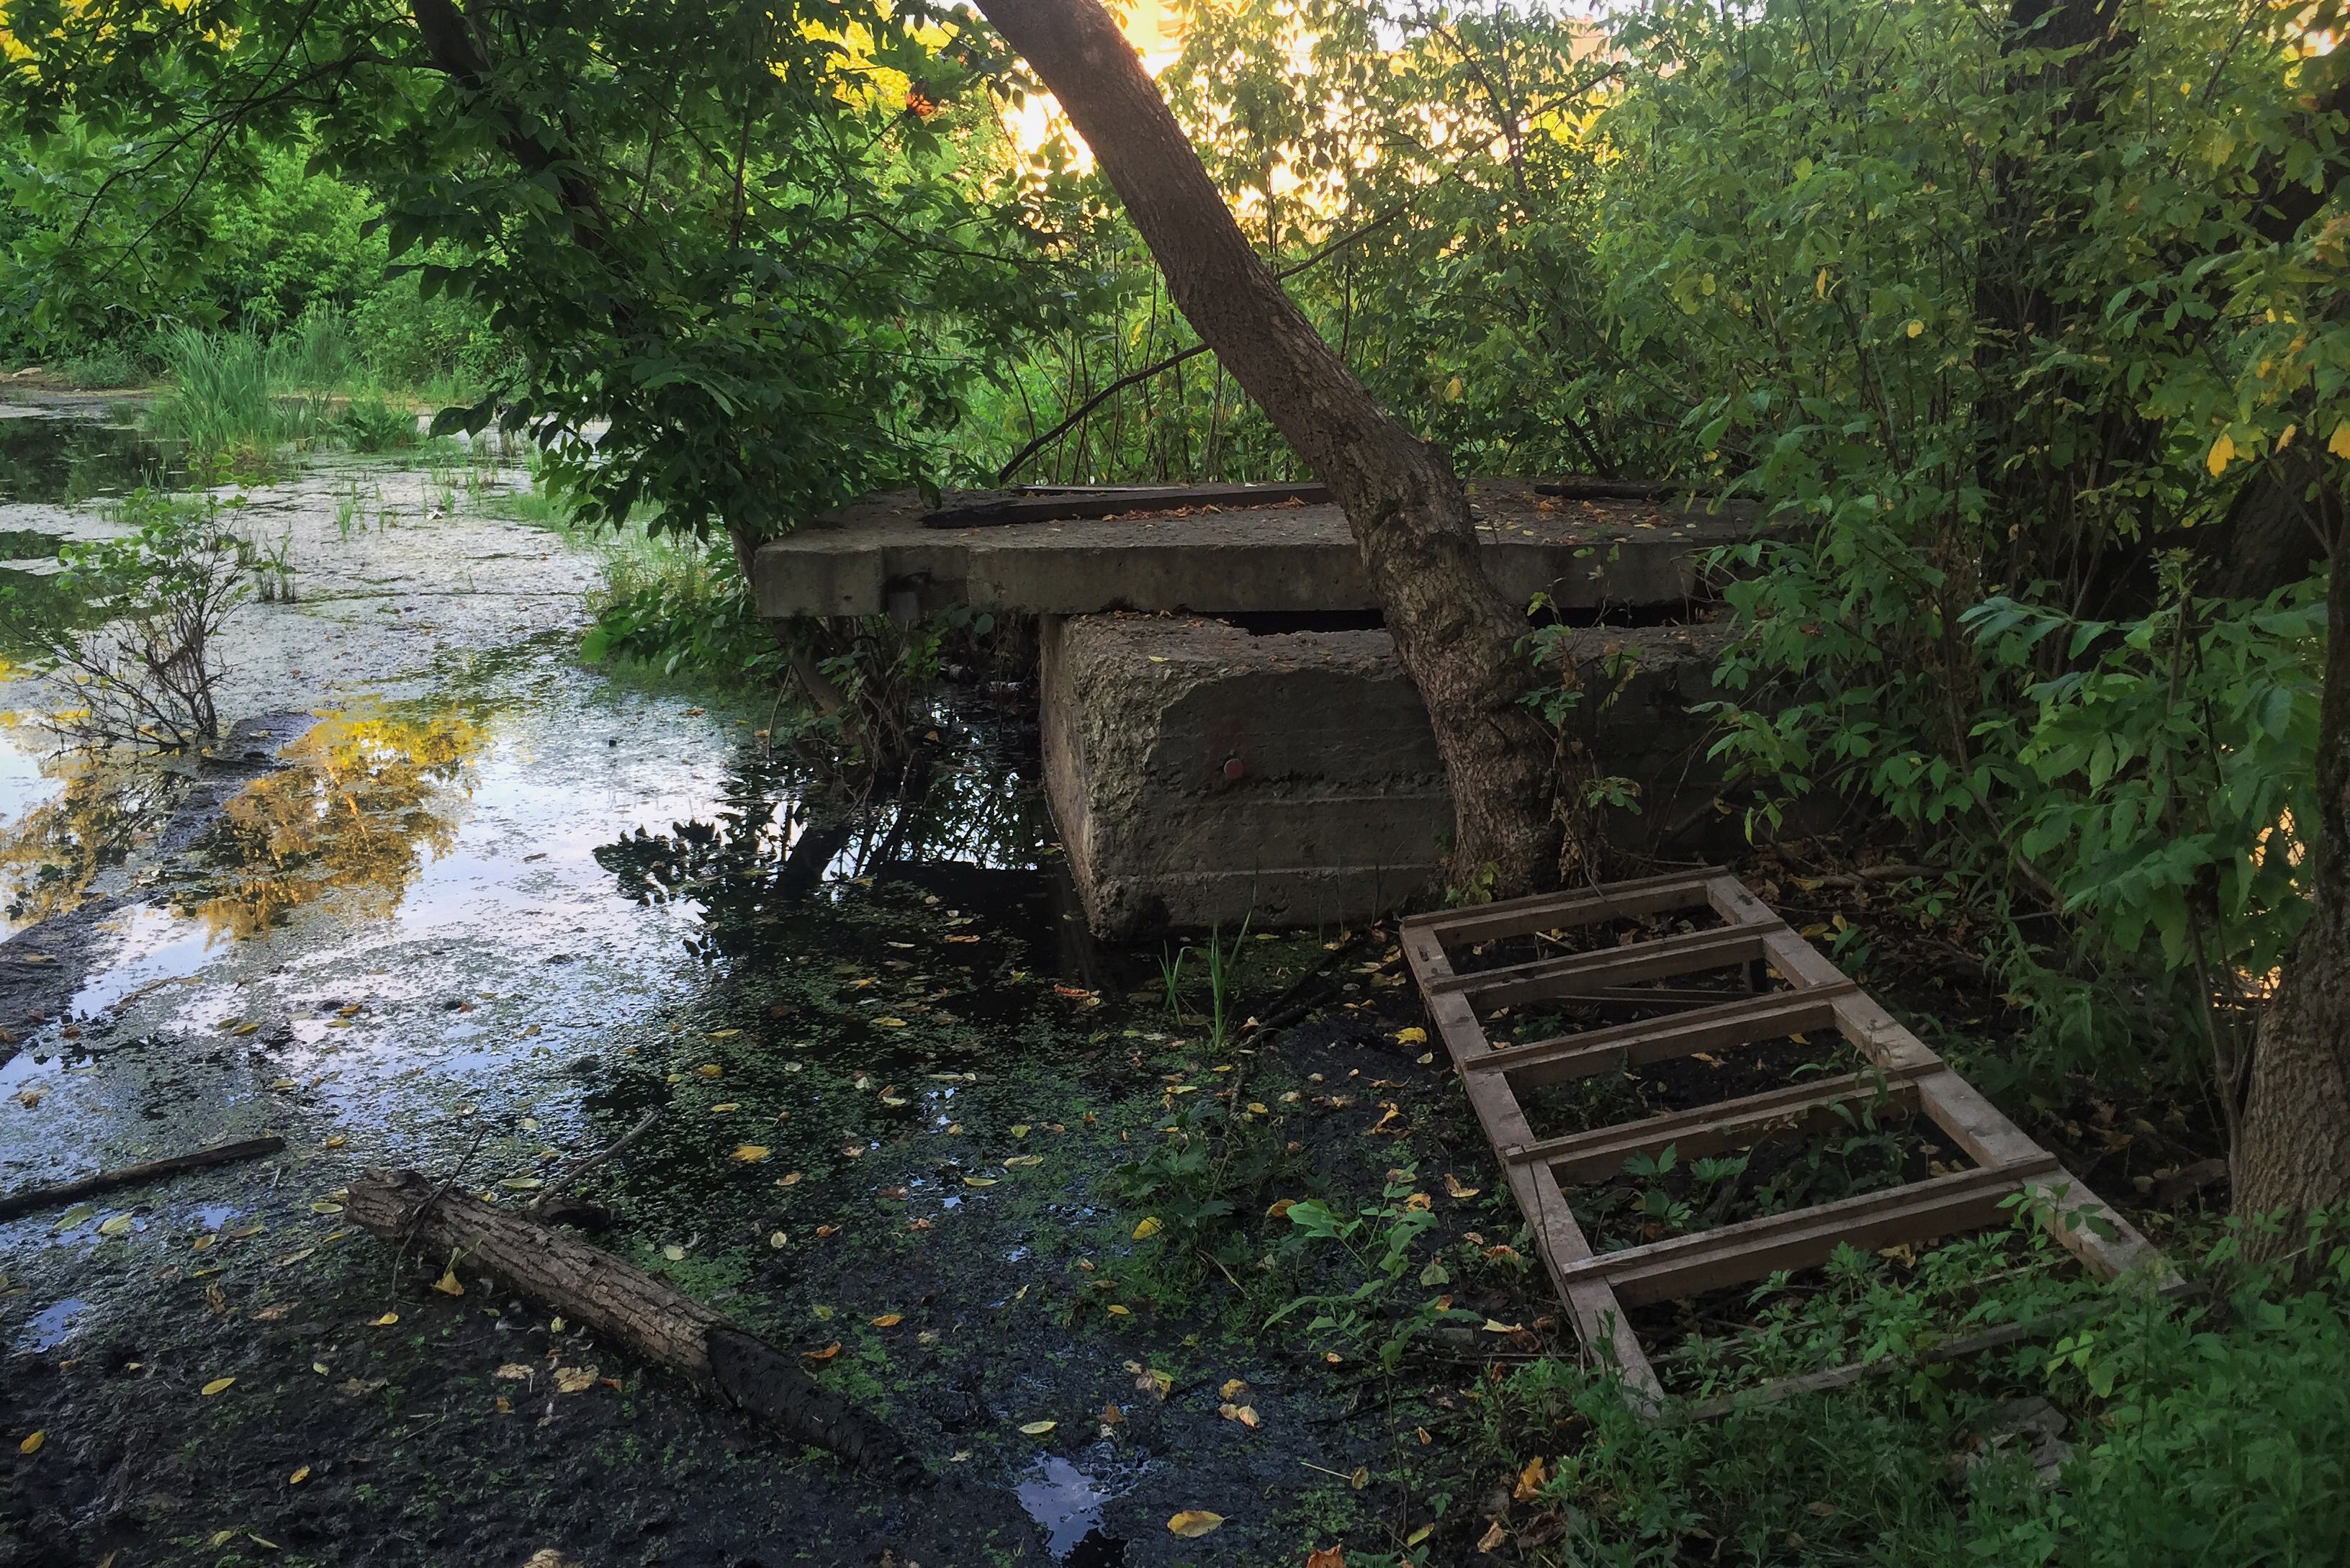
<box><xmin>1349</xmin><ymin>1465</ymin><xmax>1370</xmax><ymax>1490</ymax></box>
<box><xmin>288</xmin><ymin>1465</ymin><xmax>311</xmax><ymax>1485</ymax></box>
<box><xmin>1106</xmin><ymin>1304</ymin><xmax>1131</xmax><ymax>1317</ymax></box>
<box><xmin>731</xmin><ymin>1144</ymin><xmax>770</xmax><ymax>1163</ymax></box>
<box><xmin>964</xmin><ymin>1176</ymin><xmax>998</xmax><ymax>1187</ymax></box>
<box><xmin>1004</xmin><ymin>1154</ymin><xmax>1043</xmax><ymax>1168</ymax></box>
<box><xmin>1168</xmin><ymin>1511</ymin><xmax>1225</xmax><ymax>1538</ymax></box>
<box><xmin>98</xmin><ymin>1214</ymin><xmax>133</xmax><ymax>1235</ymax></box>
<box><xmin>431</xmin><ymin>1268</ymin><xmax>465</xmax><ymax>1297</ymax></box>
<box><xmin>1218</xmin><ymin>1402</ymin><xmax>1261</xmax><ymax>1428</ymax></box>
<box><xmin>1396</xmin><ymin>1027</ymin><xmax>1428</xmax><ymax>1046</ymax></box>
<box><xmin>554</xmin><ymin>1366</ymin><xmax>599</xmax><ymax>1394</ymax></box>
<box><xmin>369</xmin><ymin>1312</ymin><xmax>400</xmax><ymax>1327</ymax></box>
<box><xmin>1132</xmin><ymin>1216</ymin><xmax>1163</xmax><ymax>1240</ymax></box>
<box><xmin>1220</xmin><ymin>1378</ymin><xmax>1250</xmax><ymax>1400</ymax></box>
<box><xmin>870</xmin><ymin>1313</ymin><xmax>903</xmax><ymax>1328</ymax></box>
<box><xmin>1407</xmin><ymin>1523</ymin><xmax>1434</xmax><ymax>1546</ymax></box>
<box><xmin>1010</xmin><ymin>1124</ymin><xmax>1031</xmax><ymax>1137</ymax></box>
<box><xmin>708</xmin><ymin>1028</ymin><xmax>741</xmax><ymax>1039</ymax></box>
<box><xmin>1444</xmin><ymin>1173</ymin><xmax>1481</xmax><ymax>1199</ymax></box>
<box><xmin>310</xmin><ymin>1202</ymin><xmax>344</xmax><ymax>1215</ymax></box>
<box><xmin>1514</xmin><ymin>1454</ymin><xmax>1550</xmax><ymax>1501</ymax></box>
<box><xmin>697</xmin><ymin>1064</ymin><xmax>723</xmax><ymax>1078</ymax></box>
<box><xmin>17</xmin><ymin>1431</ymin><xmax>42</xmax><ymax>1454</ymax></box>
<box><xmin>1904</xmin><ymin>319</ymin><xmax>1924</xmax><ymax>338</ymax></box>
<box><xmin>201</xmin><ymin>1377</ymin><xmax>236</xmax><ymax>1396</ymax></box>
<box><xmin>322</xmin><ymin>1135</ymin><xmax>346</xmax><ymax>1150</ymax></box>
<box><xmin>1019</xmin><ymin>1419</ymin><xmax>1058</xmax><ymax>1436</ymax></box>
<box><xmin>872</xmin><ymin>1017</ymin><xmax>909</xmax><ymax>1028</ymax></box>
<box><xmin>769</xmin><ymin>1230</ymin><xmax>789</xmax><ymax>1248</ymax></box>
<box><xmin>802</xmin><ymin>1343</ymin><xmax>842</xmax><ymax>1363</ymax></box>
<box><xmin>2331</xmin><ymin>420</ymin><xmax>2350</xmax><ymax>459</ymax></box>
<box><xmin>1477</xmin><ymin>1518</ymin><xmax>1508</xmax><ymax>1551</ymax></box>
<box><xmin>2207</xmin><ymin>432</ymin><xmax>2235</xmax><ymax>476</ymax></box>
<box><xmin>1815</xmin><ymin>266</ymin><xmax>1830</xmax><ymax>299</ymax></box>
<box><xmin>711</xmin><ymin>1103</ymin><xmax>741</xmax><ymax>1114</ymax></box>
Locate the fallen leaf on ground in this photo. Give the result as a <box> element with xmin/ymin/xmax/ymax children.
<box><xmin>801</xmin><ymin>1343</ymin><xmax>842</xmax><ymax>1364</ymax></box>
<box><xmin>1397</xmin><ymin>1027</ymin><xmax>1428</xmax><ymax>1045</ymax></box>
<box><xmin>1131</xmin><ymin>1216</ymin><xmax>1163</xmax><ymax>1240</ymax></box>
<box><xmin>1514</xmin><ymin>1454</ymin><xmax>1549</xmax><ymax>1501</ymax></box>
<box><xmin>368</xmin><ymin>1312</ymin><xmax>400</xmax><ymax>1327</ymax></box>
<box><xmin>553</xmin><ymin>1366</ymin><xmax>599</xmax><ymax>1394</ymax></box>
<box><xmin>13</xmin><ymin>1087</ymin><xmax>44</xmax><ymax>1108</ymax></box>
<box><xmin>1217</xmin><ymin>1402</ymin><xmax>1260</xmax><ymax>1428</ymax></box>
<box><xmin>494</xmin><ymin>1364</ymin><xmax>534</xmax><ymax>1381</ymax></box>
<box><xmin>870</xmin><ymin>1312</ymin><xmax>903</xmax><ymax>1328</ymax></box>
<box><xmin>1220</xmin><ymin>1378</ymin><xmax>1249</xmax><ymax>1400</ymax></box>
<box><xmin>1167</xmin><ymin>1510</ymin><xmax>1223</xmax><ymax>1538</ymax></box>
<box><xmin>871</xmin><ymin>1017</ymin><xmax>908</xmax><ymax>1028</ymax></box>
<box><xmin>1477</xmin><ymin>1519</ymin><xmax>1508</xmax><ymax>1551</ymax></box>
<box><xmin>200</xmin><ymin>1377</ymin><xmax>236</xmax><ymax>1396</ymax></box>
<box><xmin>1017</xmin><ymin>1419</ymin><xmax>1057</xmax><ymax>1436</ymax></box>
<box><xmin>309</xmin><ymin>1202</ymin><xmax>343</xmax><ymax>1215</ymax></box>
<box><xmin>288</xmin><ymin>1466</ymin><xmax>311</xmax><ymax>1485</ymax></box>
<box><xmin>1004</xmin><ymin>1154</ymin><xmax>1042</xmax><ymax>1168</ymax></box>
<box><xmin>17</xmin><ymin>1431</ymin><xmax>42</xmax><ymax>1454</ymax></box>
<box><xmin>1407</xmin><ymin>1523</ymin><xmax>1433</xmax><ymax>1546</ymax></box>
<box><xmin>431</xmin><ymin>1267</ymin><xmax>464</xmax><ymax>1297</ymax></box>
<box><xmin>1444</xmin><ymin>1173</ymin><xmax>1481</xmax><ymax>1199</ymax></box>
<box><xmin>662</xmin><ymin>1244</ymin><xmax>686</xmax><ymax>1261</ymax></box>
<box><xmin>1306</xmin><ymin>1548</ymin><xmax>1346</xmax><ymax>1568</ymax></box>
<box><xmin>98</xmin><ymin>1214</ymin><xmax>134</xmax><ymax>1236</ymax></box>
<box><xmin>711</xmin><ymin>1103</ymin><xmax>740</xmax><ymax>1114</ymax></box>
<box><xmin>815</xmin><ymin>1224</ymin><xmax>840</xmax><ymax>1238</ymax></box>
<box><xmin>769</xmin><ymin>1230</ymin><xmax>788</xmax><ymax>1249</ymax></box>
<box><xmin>697</xmin><ymin>1064</ymin><xmax>724</xmax><ymax>1078</ymax></box>
<box><xmin>731</xmin><ymin>1144</ymin><xmax>770</xmax><ymax>1162</ymax></box>
<box><xmin>963</xmin><ymin>1176</ymin><xmax>998</xmax><ymax>1187</ymax></box>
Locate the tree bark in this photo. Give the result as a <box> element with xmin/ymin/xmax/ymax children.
<box><xmin>346</xmin><ymin>1168</ymin><xmax>912</xmax><ymax>1474</ymax></box>
<box><xmin>2234</xmin><ymin>473</ymin><xmax>2350</xmax><ymax>1257</ymax></box>
<box><xmin>969</xmin><ymin>0</ymin><xmax>1562</xmax><ymax>893</ymax></box>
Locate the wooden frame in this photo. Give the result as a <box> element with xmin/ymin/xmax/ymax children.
<box><xmin>1401</xmin><ymin>870</ymin><xmax>2167</xmax><ymax>1408</ymax></box>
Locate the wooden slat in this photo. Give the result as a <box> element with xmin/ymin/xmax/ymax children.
<box><xmin>1536</xmin><ymin>984</ymin><xmax>1764</xmax><ymax>1010</ymax></box>
<box><xmin>1909</xmin><ymin>1069</ymin><xmax>2174</xmax><ymax>1284</ymax></box>
<box><xmin>1506</xmin><ymin>1065</ymin><xmax>1928</xmax><ymax>1181</ymax></box>
<box><xmin>1398</xmin><ymin>870</ymin><xmax>1728</xmax><ymax>952</ymax></box>
<box><xmin>1506</xmin><ymin>1158</ymin><xmax>1662</xmax><ymax>1405</ymax></box>
<box><xmin>1463</xmin><ymin>985</ymin><xmax>1863</xmax><ymax>1087</ymax></box>
<box><xmin>1438</xmin><ymin>925</ymin><xmax>1779</xmax><ymax>1004</ymax></box>
<box><xmin>1559</xmin><ymin>1159</ymin><xmax>2060</xmax><ymax>1307</ymax></box>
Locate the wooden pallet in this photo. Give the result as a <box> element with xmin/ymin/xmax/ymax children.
<box><xmin>1400</xmin><ymin>868</ymin><xmax>2166</xmax><ymax>1407</ymax></box>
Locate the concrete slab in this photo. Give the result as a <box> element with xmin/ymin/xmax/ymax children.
<box><xmin>1042</xmin><ymin>613</ymin><xmax>1744</xmax><ymax>938</ymax></box>
<box><xmin>755</xmin><ymin>479</ymin><xmax>1758</xmax><ymax>621</ymax></box>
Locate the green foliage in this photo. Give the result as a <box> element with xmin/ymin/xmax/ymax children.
<box><xmin>1272</xmin><ymin>1165</ymin><xmax>1477</xmax><ymax>1370</ymax></box>
<box><xmin>1486</xmin><ymin>1213</ymin><xmax>2350</xmax><ymax>1567</ymax></box>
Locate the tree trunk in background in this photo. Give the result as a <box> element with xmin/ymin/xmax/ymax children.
<box><xmin>971</xmin><ymin>0</ymin><xmax>1562</xmax><ymax>895</ymax></box>
<box><xmin>2235</xmin><ymin>477</ymin><xmax>2350</xmax><ymax>1258</ymax></box>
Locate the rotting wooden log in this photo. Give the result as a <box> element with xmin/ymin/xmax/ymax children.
<box><xmin>346</xmin><ymin>1169</ymin><xmax>911</xmax><ymax>1476</ymax></box>
<box><xmin>0</xmin><ymin>1135</ymin><xmax>285</xmax><ymax>1222</ymax></box>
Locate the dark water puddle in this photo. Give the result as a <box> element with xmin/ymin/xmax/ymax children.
<box><xmin>0</xmin><ymin>410</ymin><xmax>177</xmax><ymax>505</ymax></box>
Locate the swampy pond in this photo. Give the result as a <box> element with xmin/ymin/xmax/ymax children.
<box><xmin>0</xmin><ymin>400</ymin><xmax>1542</xmax><ymax>1568</ymax></box>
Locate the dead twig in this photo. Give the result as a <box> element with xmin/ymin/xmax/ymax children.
<box><xmin>0</xmin><ymin>1135</ymin><xmax>285</xmax><ymax>1221</ymax></box>
<box><xmin>531</xmin><ymin>1109</ymin><xmax>661</xmax><ymax>1215</ymax></box>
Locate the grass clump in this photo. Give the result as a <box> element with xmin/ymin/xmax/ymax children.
<box><xmin>145</xmin><ymin>311</ymin><xmax>418</xmax><ymax>479</ymax></box>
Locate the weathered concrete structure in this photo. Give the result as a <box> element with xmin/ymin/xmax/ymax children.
<box><xmin>751</xmin><ymin>479</ymin><xmax>1749</xmax><ymax>621</ymax></box>
<box><xmin>1040</xmin><ymin>616</ymin><xmax>1740</xmax><ymax>938</ymax></box>
<box><xmin>754</xmin><ymin>482</ymin><xmax>1763</xmax><ymax>937</ymax></box>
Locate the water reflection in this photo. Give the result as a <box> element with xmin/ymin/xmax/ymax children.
<box><xmin>189</xmin><ymin>706</ymin><xmax>487</xmax><ymax>937</ymax></box>
<box><xmin>0</xmin><ymin>412</ymin><xmax>176</xmax><ymax>505</ymax></box>
<box><xmin>0</xmin><ymin>739</ymin><xmax>184</xmax><ymax>929</ymax></box>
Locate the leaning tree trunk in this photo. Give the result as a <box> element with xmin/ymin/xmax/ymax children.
<box><xmin>2234</xmin><ymin>485</ymin><xmax>2350</xmax><ymax>1256</ymax></box>
<box><xmin>971</xmin><ymin>0</ymin><xmax>1562</xmax><ymax>894</ymax></box>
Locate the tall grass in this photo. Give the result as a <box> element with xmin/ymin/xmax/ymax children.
<box><xmin>145</xmin><ymin>310</ymin><xmax>416</xmax><ymax>477</ymax></box>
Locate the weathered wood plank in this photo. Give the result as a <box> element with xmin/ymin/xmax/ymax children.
<box><xmin>1559</xmin><ymin>1160</ymin><xmax>2060</xmax><ymax>1307</ymax></box>
<box><xmin>1507</xmin><ymin>1158</ymin><xmax>1662</xmax><ymax>1405</ymax></box>
<box><xmin>1437</xmin><ymin>925</ymin><xmax>1780</xmax><ymax>1004</ymax></box>
<box><xmin>1398</xmin><ymin>870</ymin><xmax>1728</xmax><ymax>951</ymax></box>
<box><xmin>1462</xmin><ymin>985</ymin><xmax>1863</xmax><ymax>1087</ymax></box>
<box><xmin>1506</xmin><ymin>1065</ymin><xmax>1928</xmax><ymax>1181</ymax></box>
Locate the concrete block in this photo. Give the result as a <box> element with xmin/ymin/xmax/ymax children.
<box><xmin>1042</xmin><ymin>614</ymin><xmax>1744</xmax><ymax>939</ymax></box>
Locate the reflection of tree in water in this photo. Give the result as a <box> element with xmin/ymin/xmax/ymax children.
<box><xmin>185</xmin><ymin>708</ymin><xmax>487</xmax><ymax>937</ymax></box>
<box><xmin>596</xmin><ymin>733</ymin><xmax>1053</xmax><ymax>957</ymax></box>
<box><xmin>0</xmin><ymin>748</ymin><xmax>186</xmax><ymax>927</ymax></box>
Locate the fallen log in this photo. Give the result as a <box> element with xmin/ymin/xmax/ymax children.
<box><xmin>0</xmin><ymin>1135</ymin><xmax>285</xmax><ymax>1222</ymax></box>
<box><xmin>346</xmin><ymin>1169</ymin><xmax>911</xmax><ymax>1476</ymax></box>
